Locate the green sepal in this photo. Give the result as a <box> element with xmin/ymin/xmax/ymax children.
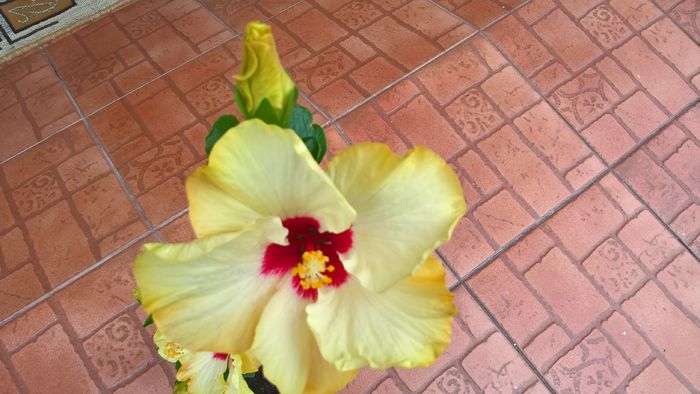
<box><xmin>233</xmin><ymin>85</ymin><xmax>250</xmax><ymax>119</ymax></box>
<box><xmin>175</xmin><ymin>360</ymin><xmax>182</xmax><ymax>371</ymax></box>
<box><xmin>223</xmin><ymin>368</ymin><xmax>230</xmax><ymax>381</ymax></box>
<box><xmin>288</xmin><ymin>104</ymin><xmax>327</xmax><ymax>162</ymax></box>
<box><xmin>252</xmin><ymin>98</ymin><xmax>281</xmax><ymax>126</ymax></box>
<box><xmin>205</xmin><ymin>115</ymin><xmax>240</xmax><ymax>156</ymax></box>
<box><xmin>133</xmin><ymin>288</ymin><xmax>142</xmax><ymax>304</ymax></box>
<box><xmin>279</xmin><ymin>87</ymin><xmax>298</xmax><ymax>127</ymax></box>
<box><xmin>173</xmin><ymin>380</ymin><xmax>188</xmax><ymax>394</ymax></box>
<box><xmin>143</xmin><ymin>314</ymin><xmax>154</xmax><ymax>328</ymax></box>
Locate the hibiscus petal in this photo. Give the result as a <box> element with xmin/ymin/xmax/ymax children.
<box><xmin>226</xmin><ymin>354</ymin><xmax>254</xmax><ymax>394</ymax></box>
<box><xmin>134</xmin><ymin>217</ymin><xmax>287</xmax><ymax>354</ymax></box>
<box><xmin>306</xmin><ymin>257</ymin><xmax>455</xmax><ymax>371</ymax></box>
<box><xmin>176</xmin><ymin>352</ymin><xmax>228</xmax><ymax>394</ymax></box>
<box><xmin>250</xmin><ymin>284</ymin><xmax>358</xmax><ymax>394</ymax></box>
<box><xmin>188</xmin><ymin>119</ymin><xmax>356</xmax><ymax>237</ymax></box>
<box><xmin>327</xmin><ymin>143</ymin><xmax>466</xmax><ymax>292</ymax></box>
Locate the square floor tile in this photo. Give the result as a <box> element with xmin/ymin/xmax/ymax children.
<box><xmin>469</xmin><ymin>174</ymin><xmax>698</xmax><ymax>391</ymax></box>
<box><xmin>617</xmin><ymin>118</ymin><xmax>700</xmax><ymax>254</ymax></box>
<box><xmin>1</xmin><ymin>243</ymin><xmax>170</xmax><ymax>393</ymax></box>
<box><xmin>198</xmin><ymin>0</ymin><xmax>300</xmax><ymax>33</ymax></box>
<box><xmin>383</xmin><ymin>286</ymin><xmax>539</xmax><ymax>393</ymax></box>
<box><xmin>337</xmin><ymin>35</ymin><xmax>604</xmax><ymax>277</ymax></box>
<box><xmin>669</xmin><ymin>0</ymin><xmax>700</xmax><ymax>41</ymax></box>
<box><xmin>263</xmin><ymin>0</ymin><xmax>474</xmax><ymax>118</ymax></box>
<box><xmin>11</xmin><ymin>324</ymin><xmax>101</xmax><ymax>392</ymax></box>
<box><xmin>435</xmin><ymin>0</ymin><xmax>528</xmax><ymax>28</ymax></box>
<box><xmin>45</xmin><ymin>0</ymin><xmax>235</xmax><ymax>116</ymax></box>
<box><xmin>0</xmin><ymin>125</ymin><xmax>147</xmax><ymax>320</ymax></box>
<box><xmin>86</xmin><ymin>40</ymin><xmax>328</xmax><ymax>228</ymax></box>
<box><xmin>85</xmin><ymin>42</ymin><xmax>241</xmax><ymax>227</ymax></box>
<box><xmin>0</xmin><ymin>50</ymin><xmax>80</xmax><ymax>162</ymax></box>
<box><xmin>486</xmin><ymin>1</ymin><xmax>698</xmax><ymax>166</ymax></box>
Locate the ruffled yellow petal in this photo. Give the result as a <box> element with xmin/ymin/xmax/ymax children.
<box><xmin>250</xmin><ymin>284</ymin><xmax>358</xmax><ymax>394</ymax></box>
<box><xmin>188</xmin><ymin>119</ymin><xmax>356</xmax><ymax>237</ymax></box>
<box><xmin>177</xmin><ymin>352</ymin><xmax>228</xmax><ymax>394</ymax></box>
<box><xmin>238</xmin><ymin>352</ymin><xmax>260</xmax><ymax>375</ymax></box>
<box><xmin>327</xmin><ymin>143</ymin><xmax>466</xmax><ymax>292</ymax></box>
<box><xmin>186</xmin><ymin>168</ymin><xmax>260</xmax><ymax>238</ymax></box>
<box><xmin>225</xmin><ymin>354</ymin><xmax>254</xmax><ymax>394</ymax></box>
<box><xmin>306</xmin><ymin>257</ymin><xmax>455</xmax><ymax>370</ymax></box>
<box><xmin>134</xmin><ymin>218</ymin><xmax>287</xmax><ymax>354</ymax></box>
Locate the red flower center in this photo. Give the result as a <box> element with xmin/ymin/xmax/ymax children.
<box><xmin>262</xmin><ymin>217</ymin><xmax>352</xmax><ymax>300</ymax></box>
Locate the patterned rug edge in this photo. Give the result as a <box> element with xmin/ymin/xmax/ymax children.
<box><xmin>0</xmin><ymin>0</ymin><xmax>135</xmax><ymax>65</ymax></box>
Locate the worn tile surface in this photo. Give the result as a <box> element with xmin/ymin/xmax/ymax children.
<box><xmin>0</xmin><ymin>0</ymin><xmax>698</xmax><ymax>392</ymax></box>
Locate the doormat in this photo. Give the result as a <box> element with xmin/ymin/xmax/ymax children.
<box><xmin>0</xmin><ymin>0</ymin><xmax>132</xmax><ymax>63</ymax></box>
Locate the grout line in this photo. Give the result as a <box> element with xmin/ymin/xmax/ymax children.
<box><xmin>3</xmin><ymin>0</ymin><xmax>302</xmax><ymax>167</ymax></box>
<box><xmin>450</xmin><ymin>97</ymin><xmax>699</xmax><ymax>286</ymax></box>
<box><xmin>466</xmin><ymin>26</ymin><xmax>700</xmax><ymax>265</ymax></box>
<box><xmin>458</xmin><ymin>166</ymin><xmax>612</xmax><ymax>282</ymax></box>
<box><xmin>39</xmin><ymin>46</ymin><xmax>162</xmax><ymax>242</ymax></box>
<box><xmin>193</xmin><ymin>0</ymin><xmax>241</xmax><ymax>35</ymax></box>
<box><xmin>298</xmin><ymin>89</ymin><xmax>332</xmax><ymax>123</ymax></box>
<box><xmin>0</xmin><ymin>117</ymin><xmax>84</xmax><ymax>166</ymax></box>
<box><xmin>610</xmin><ymin>167</ymin><xmax>700</xmax><ymax>262</ymax></box>
<box><xmin>325</xmin><ymin>0</ymin><xmax>535</xmax><ymax>128</ymax></box>
<box><xmin>460</xmin><ymin>281</ymin><xmax>557</xmax><ymax>393</ymax></box>
<box><xmin>330</xmin><ymin>120</ymin><xmax>354</xmax><ymax>146</ymax></box>
<box><xmin>0</xmin><ymin>232</ymin><xmax>149</xmax><ymax>329</ymax></box>
<box><xmin>325</xmin><ymin>31</ymin><xmax>479</xmax><ymax>124</ymax></box>
<box><xmin>436</xmin><ymin>239</ymin><xmax>555</xmax><ymax>393</ymax></box>
<box><xmin>0</xmin><ymin>204</ymin><xmax>186</xmax><ymax>329</ymax></box>
<box><xmin>61</xmin><ymin>32</ymin><xmax>240</xmax><ymax>120</ymax></box>
<box><xmin>157</xmin><ymin>207</ymin><xmax>190</xmax><ymax>232</ymax></box>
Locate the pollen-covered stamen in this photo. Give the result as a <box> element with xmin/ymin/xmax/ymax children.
<box><xmin>163</xmin><ymin>341</ymin><xmax>184</xmax><ymax>359</ymax></box>
<box><xmin>291</xmin><ymin>250</ymin><xmax>335</xmax><ymax>290</ymax></box>
<box><xmin>262</xmin><ymin>217</ymin><xmax>351</xmax><ymax>300</ymax></box>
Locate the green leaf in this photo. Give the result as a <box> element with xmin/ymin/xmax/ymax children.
<box><xmin>252</xmin><ymin>98</ymin><xmax>281</xmax><ymax>125</ymax></box>
<box><xmin>280</xmin><ymin>87</ymin><xmax>299</xmax><ymax>127</ymax></box>
<box><xmin>233</xmin><ymin>85</ymin><xmax>250</xmax><ymax>119</ymax></box>
<box><xmin>175</xmin><ymin>360</ymin><xmax>182</xmax><ymax>371</ymax></box>
<box><xmin>288</xmin><ymin>104</ymin><xmax>314</xmax><ymax>138</ymax></box>
<box><xmin>223</xmin><ymin>368</ymin><xmax>230</xmax><ymax>381</ymax></box>
<box><xmin>287</xmin><ymin>104</ymin><xmax>328</xmax><ymax>162</ymax></box>
<box><xmin>143</xmin><ymin>314</ymin><xmax>154</xmax><ymax>328</ymax></box>
<box><xmin>205</xmin><ymin>115</ymin><xmax>239</xmax><ymax>156</ymax></box>
<box><xmin>311</xmin><ymin>124</ymin><xmax>327</xmax><ymax>162</ymax></box>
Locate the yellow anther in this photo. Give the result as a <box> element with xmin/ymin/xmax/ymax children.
<box><xmin>292</xmin><ymin>250</ymin><xmax>334</xmax><ymax>291</ymax></box>
<box><xmin>164</xmin><ymin>341</ymin><xmax>184</xmax><ymax>359</ymax></box>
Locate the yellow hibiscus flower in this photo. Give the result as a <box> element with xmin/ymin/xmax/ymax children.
<box><xmin>135</xmin><ymin>119</ymin><xmax>466</xmax><ymax>393</ymax></box>
<box><xmin>154</xmin><ymin>331</ymin><xmax>254</xmax><ymax>394</ymax></box>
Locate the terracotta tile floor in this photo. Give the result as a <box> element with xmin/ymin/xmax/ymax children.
<box><xmin>0</xmin><ymin>0</ymin><xmax>699</xmax><ymax>392</ymax></box>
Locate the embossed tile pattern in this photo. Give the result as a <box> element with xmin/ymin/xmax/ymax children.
<box><xmin>263</xmin><ymin>0</ymin><xmax>475</xmax><ymax>117</ymax></box>
<box><xmin>0</xmin><ymin>51</ymin><xmax>80</xmax><ymax>162</ymax></box>
<box><xmin>469</xmin><ymin>176</ymin><xmax>699</xmax><ymax>392</ymax></box>
<box><xmin>338</xmin><ymin>35</ymin><xmax>605</xmax><ymax>278</ymax></box>
<box><xmin>486</xmin><ymin>0</ymin><xmax>699</xmax><ymax>166</ymax></box>
<box><xmin>1</xmin><ymin>0</ymin><xmax>699</xmax><ymax>392</ymax></box>
<box><xmin>45</xmin><ymin>0</ymin><xmax>235</xmax><ymax>116</ymax></box>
